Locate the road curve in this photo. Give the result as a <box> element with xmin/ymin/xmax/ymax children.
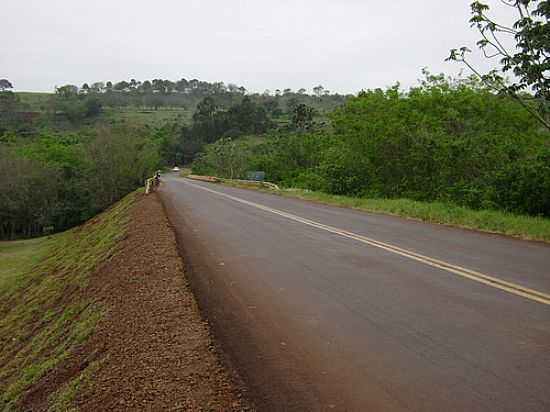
<box><xmin>159</xmin><ymin>175</ymin><xmax>550</xmax><ymax>412</ymax></box>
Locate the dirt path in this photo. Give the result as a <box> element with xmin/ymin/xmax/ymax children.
<box><xmin>20</xmin><ymin>193</ymin><xmax>253</xmax><ymax>411</ymax></box>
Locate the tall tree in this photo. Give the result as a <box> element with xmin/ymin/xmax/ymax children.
<box><xmin>113</xmin><ymin>80</ymin><xmax>130</xmax><ymax>91</ymax></box>
<box><xmin>448</xmin><ymin>0</ymin><xmax>550</xmax><ymax>130</ymax></box>
<box><xmin>141</xmin><ymin>80</ymin><xmax>152</xmax><ymax>93</ymax></box>
<box><xmin>55</xmin><ymin>84</ymin><xmax>79</xmax><ymax>98</ymax></box>
<box><xmin>91</xmin><ymin>81</ymin><xmax>105</xmax><ymax>92</ymax></box>
<box><xmin>313</xmin><ymin>85</ymin><xmax>324</xmax><ymax>98</ymax></box>
<box><xmin>193</xmin><ymin>96</ymin><xmax>217</xmax><ymax>121</ymax></box>
<box><xmin>291</xmin><ymin>103</ymin><xmax>316</xmax><ymax>130</ymax></box>
<box><xmin>0</xmin><ymin>79</ymin><xmax>13</xmax><ymax>91</ymax></box>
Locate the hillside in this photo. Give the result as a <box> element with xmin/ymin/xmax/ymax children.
<box><xmin>0</xmin><ymin>191</ymin><xmax>251</xmax><ymax>411</ymax></box>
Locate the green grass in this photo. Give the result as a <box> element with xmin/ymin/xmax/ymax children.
<box><xmin>0</xmin><ymin>238</ymin><xmax>51</xmax><ymax>293</ymax></box>
<box><xmin>179</xmin><ymin>167</ymin><xmax>192</xmax><ymax>177</ymax></box>
<box><xmin>15</xmin><ymin>92</ymin><xmax>55</xmax><ymax>112</ymax></box>
<box><xmin>0</xmin><ymin>192</ymin><xmax>138</xmax><ymax>411</ymax></box>
<box><xmin>220</xmin><ymin>181</ymin><xmax>550</xmax><ymax>243</ymax></box>
<box><xmin>103</xmin><ymin>107</ymin><xmax>192</xmax><ymax>128</ymax></box>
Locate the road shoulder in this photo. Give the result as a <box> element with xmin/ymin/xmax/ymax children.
<box><xmin>20</xmin><ymin>192</ymin><xmax>253</xmax><ymax>411</ymax></box>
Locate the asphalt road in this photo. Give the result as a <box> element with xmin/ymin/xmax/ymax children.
<box><xmin>159</xmin><ymin>175</ymin><xmax>550</xmax><ymax>412</ymax></box>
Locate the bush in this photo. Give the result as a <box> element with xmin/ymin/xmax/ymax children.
<box><xmin>196</xmin><ymin>72</ymin><xmax>550</xmax><ymax>218</ymax></box>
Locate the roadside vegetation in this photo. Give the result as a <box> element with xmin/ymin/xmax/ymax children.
<box><xmin>1</xmin><ymin>1</ymin><xmax>548</xmax><ymax>241</ymax></box>
<box><xmin>0</xmin><ymin>192</ymin><xmax>136</xmax><ymax>410</ymax></box>
<box><xmin>191</xmin><ymin>1</ymin><xmax>550</xmax><ymax>236</ymax></box>
<box><xmin>220</xmin><ymin>180</ymin><xmax>550</xmax><ymax>242</ymax></box>
<box><xmin>194</xmin><ymin>71</ymin><xmax>550</xmax><ymax>217</ymax></box>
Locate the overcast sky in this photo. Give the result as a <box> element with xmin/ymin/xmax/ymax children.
<box><xmin>2</xmin><ymin>0</ymin><xmax>518</xmax><ymax>94</ymax></box>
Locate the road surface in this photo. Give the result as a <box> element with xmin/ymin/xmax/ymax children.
<box><xmin>159</xmin><ymin>175</ymin><xmax>550</xmax><ymax>412</ymax></box>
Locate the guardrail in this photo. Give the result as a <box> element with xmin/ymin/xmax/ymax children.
<box><xmin>145</xmin><ymin>176</ymin><xmax>159</xmax><ymax>194</ymax></box>
<box><xmin>228</xmin><ymin>179</ymin><xmax>280</xmax><ymax>190</ymax></box>
<box><xmin>187</xmin><ymin>175</ymin><xmax>220</xmax><ymax>183</ymax></box>
<box><xmin>186</xmin><ymin>174</ymin><xmax>280</xmax><ymax>190</ymax></box>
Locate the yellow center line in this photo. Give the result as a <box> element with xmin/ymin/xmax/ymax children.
<box><xmin>183</xmin><ymin>179</ymin><xmax>550</xmax><ymax>306</ymax></box>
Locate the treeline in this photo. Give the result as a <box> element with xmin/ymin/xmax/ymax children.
<box><xmin>53</xmin><ymin>78</ymin><xmax>349</xmax><ymax>113</ymax></box>
<box><xmin>158</xmin><ymin>95</ymin><xmax>319</xmax><ymax>165</ymax></box>
<box><xmin>0</xmin><ymin>127</ymin><xmax>159</xmax><ymax>239</ymax></box>
<box><xmin>193</xmin><ymin>73</ymin><xmax>550</xmax><ymax>218</ymax></box>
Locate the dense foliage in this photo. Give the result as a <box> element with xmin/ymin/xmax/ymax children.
<box><xmin>195</xmin><ymin>74</ymin><xmax>550</xmax><ymax>217</ymax></box>
<box><xmin>0</xmin><ymin>75</ymin><xmax>341</xmax><ymax>239</ymax></box>
<box><xmin>0</xmin><ymin>125</ymin><xmax>160</xmax><ymax>239</ymax></box>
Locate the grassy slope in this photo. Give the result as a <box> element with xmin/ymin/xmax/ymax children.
<box><xmin>15</xmin><ymin>92</ymin><xmax>55</xmax><ymax>112</ymax></box>
<box><xmin>219</xmin><ymin>181</ymin><xmax>550</xmax><ymax>243</ymax></box>
<box><xmin>15</xmin><ymin>92</ymin><xmax>193</xmax><ymax>127</ymax></box>
<box><xmin>0</xmin><ymin>192</ymin><xmax>137</xmax><ymax>411</ymax></box>
<box><xmin>103</xmin><ymin>107</ymin><xmax>192</xmax><ymax>128</ymax></box>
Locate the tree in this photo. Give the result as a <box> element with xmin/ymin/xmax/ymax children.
<box><xmin>263</xmin><ymin>99</ymin><xmax>281</xmax><ymax>116</ymax></box>
<box><xmin>91</xmin><ymin>82</ymin><xmax>105</xmax><ymax>92</ymax></box>
<box><xmin>313</xmin><ymin>85</ymin><xmax>324</xmax><ymax>98</ymax></box>
<box><xmin>163</xmin><ymin>80</ymin><xmax>175</xmax><ymax>94</ymax></box>
<box><xmin>193</xmin><ymin>96</ymin><xmax>217</xmax><ymax>121</ymax></box>
<box><xmin>85</xmin><ymin>97</ymin><xmax>102</xmax><ymax>116</ymax></box>
<box><xmin>175</xmin><ymin>78</ymin><xmax>189</xmax><ymax>93</ymax></box>
<box><xmin>0</xmin><ymin>79</ymin><xmax>13</xmax><ymax>91</ymax></box>
<box><xmin>283</xmin><ymin>88</ymin><xmax>292</xmax><ymax>95</ymax></box>
<box><xmin>152</xmin><ymin>79</ymin><xmax>164</xmax><ymax>93</ymax></box>
<box><xmin>141</xmin><ymin>80</ymin><xmax>153</xmax><ymax>93</ymax></box>
<box><xmin>286</xmin><ymin>97</ymin><xmax>300</xmax><ymax>113</ymax></box>
<box><xmin>448</xmin><ymin>0</ymin><xmax>550</xmax><ymax>130</ymax></box>
<box><xmin>56</xmin><ymin>84</ymin><xmax>79</xmax><ymax>98</ymax></box>
<box><xmin>297</xmin><ymin>88</ymin><xmax>307</xmax><ymax>95</ymax></box>
<box><xmin>114</xmin><ymin>80</ymin><xmax>130</xmax><ymax>91</ymax></box>
<box><xmin>194</xmin><ymin>137</ymin><xmax>248</xmax><ymax>179</ymax></box>
<box><xmin>291</xmin><ymin>103</ymin><xmax>316</xmax><ymax>130</ymax></box>
<box><xmin>0</xmin><ymin>89</ymin><xmax>19</xmax><ymax>129</ymax></box>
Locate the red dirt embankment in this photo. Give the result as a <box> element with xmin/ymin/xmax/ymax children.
<box><xmin>20</xmin><ymin>193</ymin><xmax>253</xmax><ymax>411</ymax></box>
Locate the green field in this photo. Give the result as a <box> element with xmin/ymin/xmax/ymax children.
<box><xmin>0</xmin><ymin>237</ymin><xmax>51</xmax><ymax>293</ymax></box>
<box><xmin>15</xmin><ymin>92</ymin><xmax>55</xmax><ymax>112</ymax></box>
<box><xmin>14</xmin><ymin>92</ymin><xmax>192</xmax><ymax>127</ymax></box>
<box><xmin>103</xmin><ymin>107</ymin><xmax>192</xmax><ymax>128</ymax></box>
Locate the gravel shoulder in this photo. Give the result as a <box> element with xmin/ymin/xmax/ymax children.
<box><xmin>20</xmin><ymin>192</ymin><xmax>253</xmax><ymax>411</ymax></box>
